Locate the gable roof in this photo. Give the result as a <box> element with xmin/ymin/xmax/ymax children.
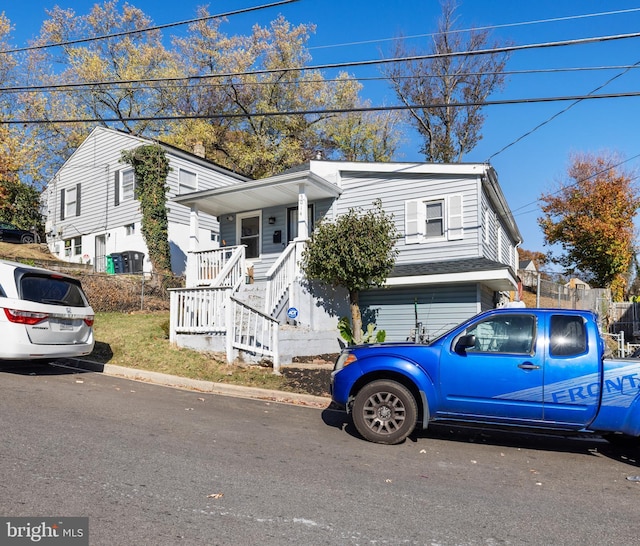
<box><xmin>49</xmin><ymin>126</ymin><xmax>250</xmax><ymax>184</ymax></box>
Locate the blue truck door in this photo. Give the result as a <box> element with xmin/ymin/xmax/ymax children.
<box><xmin>438</xmin><ymin>313</ymin><xmax>544</xmax><ymax>422</ymax></box>
<box><xmin>542</xmin><ymin>314</ymin><xmax>601</xmax><ymax>427</ymax></box>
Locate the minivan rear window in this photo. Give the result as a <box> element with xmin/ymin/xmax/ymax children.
<box><xmin>20</xmin><ymin>274</ymin><xmax>88</xmax><ymax>307</ymax></box>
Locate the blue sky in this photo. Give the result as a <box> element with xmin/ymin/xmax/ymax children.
<box><xmin>4</xmin><ymin>0</ymin><xmax>640</xmax><ymax>260</ymax></box>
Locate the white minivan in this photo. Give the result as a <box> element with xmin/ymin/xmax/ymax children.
<box><xmin>0</xmin><ymin>260</ymin><xmax>95</xmax><ymax>359</ymax></box>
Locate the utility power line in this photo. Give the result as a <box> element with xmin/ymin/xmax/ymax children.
<box><xmin>2</xmin><ymin>30</ymin><xmax>639</xmax><ymax>95</ymax></box>
<box><xmin>4</xmin><ymin>63</ymin><xmax>640</xmax><ymax>95</ymax></box>
<box><xmin>0</xmin><ymin>0</ymin><xmax>299</xmax><ymax>54</ymax></box>
<box><xmin>3</xmin><ymin>90</ymin><xmax>640</xmax><ymax>125</ymax></box>
<box><xmin>507</xmin><ymin>153</ymin><xmax>640</xmax><ymax>223</ymax></box>
<box><xmin>488</xmin><ymin>56</ymin><xmax>640</xmax><ymax>160</ymax></box>
<box><xmin>311</xmin><ymin>7</ymin><xmax>640</xmax><ymax>50</ymax></box>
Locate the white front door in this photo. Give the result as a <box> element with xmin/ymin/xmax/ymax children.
<box><xmin>95</xmin><ymin>235</ymin><xmax>107</xmax><ymax>272</ymax></box>
<box><xmin>237</xmin><ymin>211</ymin><xmax>261</xmax><ymax>259</ymax></box>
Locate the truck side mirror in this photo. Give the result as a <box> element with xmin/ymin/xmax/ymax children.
<box><xmin>454</xmin><ymin>334</ymin><xmax>476</xmax><ymax>354</ymax></box>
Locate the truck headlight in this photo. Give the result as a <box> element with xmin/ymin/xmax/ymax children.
<box><xmin>334</xmin><ymin>351</ymin><xmax>357</xmax><ymax>372</ymax></box>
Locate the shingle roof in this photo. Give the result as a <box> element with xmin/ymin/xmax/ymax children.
<box><xmin>389</xmin><ymin>257</ymin><xmax>514</xmax><ymax>278</ymax></box>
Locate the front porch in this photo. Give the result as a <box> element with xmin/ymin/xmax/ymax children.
<box><xmin>169</xmin><ymin>242</ymin><xmax>346</xmax><ymax>371</ymax></box>
<box><xmin>168</xmin><ymin>167</ymin><xmax>345</xmax><ymax>370</ymax></box>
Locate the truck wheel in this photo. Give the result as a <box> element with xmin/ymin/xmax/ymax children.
<box><xmin>352</xmin><ymin>380</ymin><xmax>417</xmax><ymax>445</ymax></box>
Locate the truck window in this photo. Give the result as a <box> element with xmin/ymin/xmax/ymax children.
<box><xmin>549</xmin><ymin>315</ymin><xmax>586</xmax><ymax>356</ymax></box>
<box><xmin>462</xmin><ymin>314</ymin><xmax>535</xmax><ymax>354</ymax></box>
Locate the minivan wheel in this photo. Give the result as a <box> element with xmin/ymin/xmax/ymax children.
<box><xmin>352</xmin><ymin>380</ymin><xmax>417</xmax><ymax>445</ymax></box>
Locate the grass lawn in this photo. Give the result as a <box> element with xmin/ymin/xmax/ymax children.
<box><xmin>88</xmin><ymin>311</ymin><xmax>289</xmax><ymax>391</ymax></box>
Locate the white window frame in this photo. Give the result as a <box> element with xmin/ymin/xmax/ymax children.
<box><xmin>179</xmin><ymin>169</ymin><xmax>198</xmax><ymax>194</ymax></box>
<box><xmin>120</xmin><ymin>169</ymin><xmax>135</xmax><ymax>202</ymax></box>
<box><xmin>64</xmin><ymin>236</ymin><xmax>82</xmax><ymax>258</ymax></box>
<box><xmin>64</xmin><ymin>186</ymin><xmax>77</xmax><ymax>219</ymax></box>
<box><xmin>125</xmin><ymin>223</ymin><xmax>135</xmax><ymax>236</ymax></box>
<box><xmin>405</xmin><ymin>195</ymin><xmax>464</xmax><ymax>244</ymax></box>
<box><xmin>425</xmin><ymin>199</ymin><xmax>445</xmax><ymax>239</ymax></box>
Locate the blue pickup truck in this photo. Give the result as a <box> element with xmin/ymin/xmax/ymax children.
<box><xmin>330</xmin><ymin>308</ymin><xmax>640</xmax><ymax>445</ymax></box>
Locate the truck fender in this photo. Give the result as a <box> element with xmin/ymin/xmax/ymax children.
<box><xmin>620</xmin><ymin>393</ymin><xmax>640</xmax><ymax>437</ymax></box>
<box><xmin>350</xmin><ymin>355</ymin><xmax>437</xmax><ymax>429</ymax></box>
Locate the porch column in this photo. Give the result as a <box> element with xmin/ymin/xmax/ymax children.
<box><xmin>186</xmin><ymin>205</ymin><xmax>200</xmax><ymax>287</ymax></box>
<box><xmin>297</xmin><ymin>183</ymin><xmax>308</xmax><ymax>240</ymax></box>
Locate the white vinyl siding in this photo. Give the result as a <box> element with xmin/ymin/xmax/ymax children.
<box><xmin>405</xmin><ymin>194</ymin><xmax>464</xmax><ymax>244</ymax></box>
<box><xmin>44</xmin><ymin>126</ymin><xmax>247</xmax><ymax>274</ymax></box>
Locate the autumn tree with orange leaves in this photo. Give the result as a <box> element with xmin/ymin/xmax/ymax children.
<box><xmin>539</xmin><ymin>153</ymin><xmax>640</xmax><ymax>300</ymax></box>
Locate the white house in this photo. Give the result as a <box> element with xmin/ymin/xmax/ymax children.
<box><xmin>43</xmin><ymin>127</ymin><xmax>248</xmax><ymax>275</ymax></box>
<box><xmin>169</xmin><ymin>160</ymin><xmax>522</xmax><ymax>366</ymax></box>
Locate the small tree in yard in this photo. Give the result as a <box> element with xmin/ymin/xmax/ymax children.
<box><xmin>301</xmin><ymin>201</ymin><xmax>399</xmax><ymax>344</ymax></box>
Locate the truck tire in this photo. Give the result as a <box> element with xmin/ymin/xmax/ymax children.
<box><xmin>352</xmin><ymin>380</ymin><xmax>418</xmax><ymax>445</ymax></box>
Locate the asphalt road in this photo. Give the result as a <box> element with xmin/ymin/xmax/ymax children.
<box><xmin>1</xmin><ymin>360</ymin><xmax>640</xmax><ymax>545</ymax></box>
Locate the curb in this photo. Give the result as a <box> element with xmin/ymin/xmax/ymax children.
<box><xmin>55</xmin><ymin>358</ymin><xmax>332</xmax><ymax>409</ymax></box>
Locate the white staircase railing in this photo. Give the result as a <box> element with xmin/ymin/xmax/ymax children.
<box><xmin>170</xmin><ymin>287</ymin><xmax>280</xmax><ymax>372</ymax></box>
<box><xmin>187</xmin><ymin>246</ymin><xmax>245</xmax><ymax>288</ymax></box>
<box><xmin>264</xmin><ymin>240</ymin><xmax>305</xmax><ymax>316</ymax></box>
<box><xmin>227</xmin><ymin>295</ymin><xmax>279</xmax><ymax>371</ymax></box>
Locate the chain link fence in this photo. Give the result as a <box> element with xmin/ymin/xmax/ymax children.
<box><xmin>520</xmin><ymin>272</ymin><xmax>611</xmax><ymax>317</ymax></box>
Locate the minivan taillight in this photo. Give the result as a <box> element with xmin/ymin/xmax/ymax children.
<box><xmin>4</xmin><ymin>308</ymin><xmax>48</xmax><ymax>325</ymax></box>
<box><xmin>84</xmin><ymin>316</ymin><xmax>94</xmax><ymax>327</ymax></box>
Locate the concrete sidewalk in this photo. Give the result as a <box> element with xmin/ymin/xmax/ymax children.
<box><xmin>54</xmin><ymin>358</ymin><xmax>332</xmax><ymax>409</ymax></box>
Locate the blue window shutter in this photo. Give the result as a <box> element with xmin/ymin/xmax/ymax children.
<box><xmin>114</xmin><ymin>172</ymin><xmax>120</xmax><ymax>206</ymax></box>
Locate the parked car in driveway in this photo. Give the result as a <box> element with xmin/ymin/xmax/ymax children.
<box><xmin>0</xmin><ymin>222</ymin><xmax>40</xmax><ymax>244</ymax></box>
<box><xmin>0</xmin><ymin>260</ymin><xmax>94</xmax><ymax>359</ymax></box>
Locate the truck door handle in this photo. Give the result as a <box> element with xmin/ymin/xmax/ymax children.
<box><xmin>518</xmin><ymin>363</ymin><xmax>540</xmax><ymax>370</ymax></box>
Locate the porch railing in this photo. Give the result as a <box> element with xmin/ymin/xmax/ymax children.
<box><xmin>187</xmin><ymin>245</ymin><xmax>245</xmax><ymax>288</ymax></box>
<box><xmin>170</xmin><ymin>287</ymin><xmax>279</xmax><ymax>372</ymax></box>
<box><xmin>227</xmin><ymin>296</ymin><xmax>279</xmax><ymax>371</ymax></box>
<box><xmin>169</xmin><ymin>286</ymin><xmax>228</xmax><ymax>335</ymax></box>
<box><xmin>264</xmin><ymin>240</ymin><xmax>305</xmax><ymax>316</ymax></box>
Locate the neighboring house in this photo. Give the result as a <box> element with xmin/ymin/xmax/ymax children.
<box><xmin>169</xmin><ymin>160</ymin><xmax>522</xmax><ymax>366</ymax></box>
<box><xmin>43</xmin><ymin>126</ymin><xmax>248</xmax><ymax>275</ymax></box>
<box><xmin>566</xmin><ymin>278</ymin><xmax>590</xmax><ymax>290</ymax></box>
<box><xmin>519</xmin><ymin>259</ymin><xmax>538</xmax><ymax>289</ymax></box>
